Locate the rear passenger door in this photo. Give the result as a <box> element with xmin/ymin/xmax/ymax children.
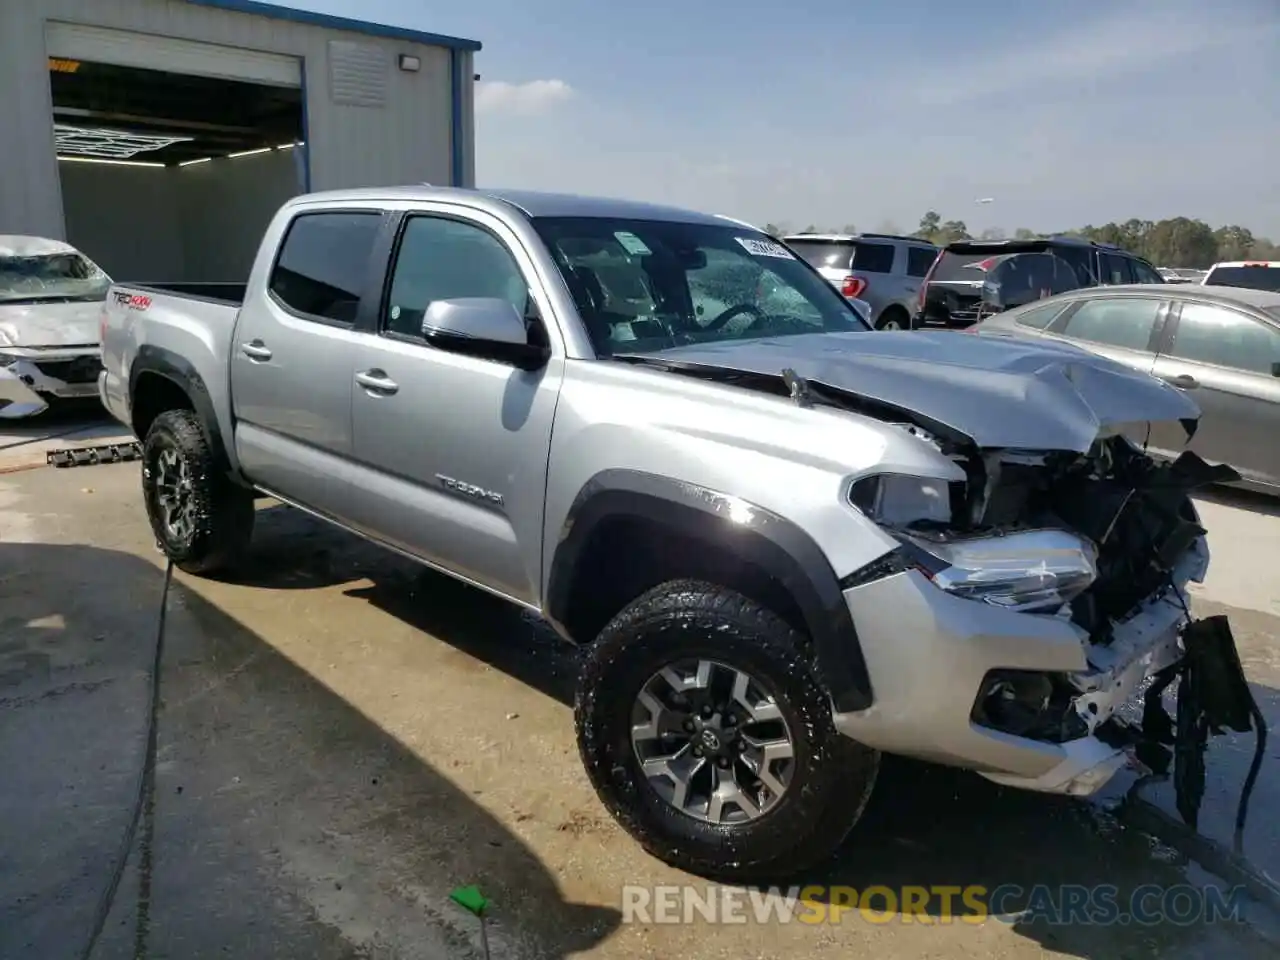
<box><xmin>1149</xmin><ymin>301</ymin><xmax>1280</xmax><ymax>486</ymax></box>
<box><xmin>230</xmin><ymin>209</ymin><xmax>385</xmax><ymax>520</ymax></box>
<box><xmin>345</xmin><ymin>209</ymin><xmax>563</xmax><ymax>605</ymax></box>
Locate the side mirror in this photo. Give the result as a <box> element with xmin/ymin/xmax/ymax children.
<box><xmin>421</xmin><ymin>297</ymin><xmax>548</xmax><ymax>371</ymax></box>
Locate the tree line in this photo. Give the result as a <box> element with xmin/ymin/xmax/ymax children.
<box><xmin>761</xmin><ymin>214</ymin><xmax>1280</xmax><ymax>269</ymax></box>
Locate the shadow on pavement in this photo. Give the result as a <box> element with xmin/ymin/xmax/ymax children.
<box><xmin>1196</xmin><ymin>484</ymin><xmax>1280</xmax><ymax>519</ymax></box>
<box><xmin>173</xmin><ymin>503</ymin><xmax>1279</xmax><ymax>958</ymax></box>
<box><xmin>0</xmin><ymin>540</ymin><xmax>618</xmax><ymax>960</ymax></box>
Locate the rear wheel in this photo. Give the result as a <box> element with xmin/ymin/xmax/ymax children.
<box><xmin>875</xmin><ymin>307</ymin><xmax>911</xmax><ymax>331</ymax></box>
<box><xmin>575</xmin><ymin>580</ymin><xmax>879</xmax><ymax>882</ymax></box>
<box><xmin>141</xmin><ymin>409</ymin><xmax>254</xmax><ymax>575</ymax></box>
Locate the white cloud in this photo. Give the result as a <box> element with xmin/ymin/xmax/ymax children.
<box><xmin>475</xmin><ymin>79</ymin><xmax>574</xmax><ymax>115</ymax></box>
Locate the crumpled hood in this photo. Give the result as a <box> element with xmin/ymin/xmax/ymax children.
<box><xmin>0</xmin><ymin>299</ymin><xmax>102</xmax><ymax>348</ymax></box>
<box><xmin>632</xmin><ymin>330</ymin><xmax>1201</xmax><ymax>452</ymax></box>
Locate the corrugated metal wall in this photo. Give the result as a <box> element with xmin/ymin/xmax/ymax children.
<box><xmin>0</xmin><ymin>0</ymin><xmax>467</xmax><ymax>240</ymax></box>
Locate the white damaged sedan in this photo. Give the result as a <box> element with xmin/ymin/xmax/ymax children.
<box><xmin>0</xmin><ymin>236</ymin><xmax>111</xmax><ymax>419</ymax></box>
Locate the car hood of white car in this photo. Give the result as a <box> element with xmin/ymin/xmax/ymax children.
<box><xmin>0</xmin><ymin>299</ymin><xmax>102</xmax><ymax>349</ymax></box>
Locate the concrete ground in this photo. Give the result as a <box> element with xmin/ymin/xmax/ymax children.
<box><xmin>0</xmin><ymin>400</ymin><xmax>133</xmax><ymax>473</ymax></box>
<box><xmin>3</xmin><ymin>411</ymin><xmax>1280</xmax><ymax>959</ymax></box>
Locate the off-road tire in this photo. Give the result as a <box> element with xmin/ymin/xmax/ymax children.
<box><xmin>141</xmin><ymin>409</ymin><xmax>254</xmax><ymax>575</ymax></box>
<box><xmin>575</xmin><ymin>579</ymin><xmax>880</xmax><ymax>882</ymax></box>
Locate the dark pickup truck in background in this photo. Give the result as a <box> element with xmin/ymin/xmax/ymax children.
<box><xmin>915</xmin><ymin>236</ymin><xmax>1165</xmax><ymax>328</ymax></box>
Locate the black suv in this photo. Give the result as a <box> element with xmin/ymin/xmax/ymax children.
<box><xmin>915</xmin><ymin>236</ymin><xmax>1164</xmax><ymax>328</ymax></box>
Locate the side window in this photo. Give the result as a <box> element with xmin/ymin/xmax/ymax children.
<box><xmin>1057</xmin><ymin>298</ymin><xmax>1163</xmax><ymax>351</ymax></box>
<box><xmin>1053</xmin><ymin>246</ymin><xmax>1097</xmax><ymax>287</ymax></box>
<box><xmin>1168</xmin><ymin>303</ymin><xmax>1280</xmax><ymax>375</ymax></box>
<box><xmin>906</xmin><ymin>246</ymin><xmax>937</xmax><ymax>277</ymax></box>
<box><xmin>1013</xmin><ymin>301</ymin><xmax>1069</xmax><ymax>330</ymax></box>
<box><xmin>851</xmin><ymin>242</ymin><xmax>895</xmax><ymax>274</ymax></box>
<box><xmin>1130</xmin><ymin>259</ymin><xmax>1164</xmax><ymax>284</ymax></box>
<box><xmin>1100</xmin><ymin>253</ymin><xmax>1135</xmax><ymax>285</ymax></box>
<box><xmin>383</xmin><ymin>216</ymin><xmax>530</xmax><ymax>339</ymax></box>
<box><xmin>269</xmin><ymin>211</ymin><xmax>382</xmax><ymax>323</ymax></box>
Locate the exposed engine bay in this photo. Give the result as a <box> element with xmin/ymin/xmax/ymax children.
<box><xmin>942</xmin><ymin>434</ymin><xmax>1238</xmax><ymax>640</ymax></box>
<box><xmin>850</xmin><ymin>427</ymin><xmax>1243</xmax><ymax>747</ymax></box>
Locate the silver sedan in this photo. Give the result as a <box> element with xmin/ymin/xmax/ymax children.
<box><xmin>970</xmin><ymin>283</ymin><xmax>1280</xmax><ymax>495</ymax></box>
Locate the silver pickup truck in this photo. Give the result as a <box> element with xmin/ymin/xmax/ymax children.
<box><xmin>100</xmin><ymin>186</ymin><xmax>1225</xmax><ymax>882</ymax></box>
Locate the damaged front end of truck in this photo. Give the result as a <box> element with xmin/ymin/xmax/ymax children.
<box><xmin>839</xmin><ymin>397</ymin><xmax>1262</xmax><ymax>828</ymax></box>
<box><xmin>626</xmin><ymin>332</ymin><xmax>1265</xmax><ymax>823</ymax></box>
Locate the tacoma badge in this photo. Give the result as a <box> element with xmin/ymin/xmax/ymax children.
<box><xmin>435</xmin><ymin>474</ymin><xmax>505</xmax><ymax>507</ymax></box>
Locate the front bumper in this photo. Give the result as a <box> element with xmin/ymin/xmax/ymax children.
<box><xmin>0</xmin><ymin>352</ymin><xmax>102</xmax><ymax>418</ymax></box>
<box><xmin>831</xmin><ymin>535</ymin><xmax>1209</xmax><ymax>796</ymax></box>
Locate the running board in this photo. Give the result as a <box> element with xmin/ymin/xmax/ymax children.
<box><xmin>47</xmin><ymin>441</ymin><xmax>143</xmax><ymax>468</ymax></box>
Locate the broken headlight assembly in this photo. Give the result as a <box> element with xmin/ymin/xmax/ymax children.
<box><xmin>905</xmin><ymin>529</ymin><xmax>1098</xmax><ymax>613</ymax></box>
<box><xmin>849</xmin><ymin>473</ymin><xmax>1098</xmax><ymax>612</ymax></box>
<box><xmin>848</xmin><ymin>472</ymin><xmax>955</xmax><ymax>526</ymax></box>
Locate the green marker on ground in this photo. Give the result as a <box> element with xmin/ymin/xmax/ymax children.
<box><xmin>451</xmin><ymin>885</ymin><xmax>493</xmax><ymax>958</ymax></box>
<box><xmin>450</xmin><ymin>884</ymin><xmax>490</xmax><ymax>917</ymax></box>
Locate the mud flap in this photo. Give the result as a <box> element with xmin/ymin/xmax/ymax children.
<box><xmin>1139</xmin><ymin>616</ymin><xmax>1263</xmax><ymax>830</ymax></box>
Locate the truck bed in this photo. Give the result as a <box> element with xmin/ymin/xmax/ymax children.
<box><xmin>121</xmin><ymin>281</ymin><xmax>247</xmax><ymax>306</ymax></box>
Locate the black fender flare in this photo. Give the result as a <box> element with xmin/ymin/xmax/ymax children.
<box><xmin>129</xmin><ymin>345</ymin><xmax>234</xmax><ymax>478</ymax></box>
<box><xmin>546</xmin><ymin>469</ymin><xmax>873</xmax><ymax>712</ymax></box>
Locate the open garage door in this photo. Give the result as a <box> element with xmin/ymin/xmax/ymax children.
<box><xmin>45</xmin><ymin>22</ymin><xmax>301</xmax><ymax>88</ymax></box>
<box><xmin>48</xmin><ymin>48</ymin><xmax>305</xmax><ymax>284</ymax></box>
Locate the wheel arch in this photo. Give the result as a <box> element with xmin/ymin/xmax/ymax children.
<box><xmin>130</xmin><ymin>346</ymin><xmax>240</xmax><ymax>483</ymax></box>
<box><xmin>545</xmin><ymin>469</ymin><xmax>874</xmax><ymax>712</ymax></box>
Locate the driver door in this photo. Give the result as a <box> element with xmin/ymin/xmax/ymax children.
<box><xmin>344</xmin><ymin>209</ymin><xmax>564</xmax><ymax>604</ymax></box>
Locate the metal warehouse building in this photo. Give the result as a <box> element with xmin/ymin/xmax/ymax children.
<box><xmin>0</xmin><ymin>0</ymin><xmax>481</xmax><ymax>282</ymax></box>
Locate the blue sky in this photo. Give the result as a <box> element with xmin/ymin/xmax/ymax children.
<box><xmin>291</xmin><ymin>0</ymin><xmax>1280</xmax><ymax>237</ymax></box>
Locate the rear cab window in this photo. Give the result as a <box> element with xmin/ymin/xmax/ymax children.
<box><xmin>269</xmin><ymin>211</ymin><xmax>382</xmax><ymax>324</ymax></box>
<box><xmin>929</xmin><ymin>250</ymin><xmax>996</xmax><ymax>282</ymax></box>
<box><xmin>1203</xmin><ymin>264</ymin><xmax>1280</xmax><ymax>292</ymax></box>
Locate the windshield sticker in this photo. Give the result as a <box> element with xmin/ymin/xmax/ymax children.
<box><xmin>736</xmin><ymin>237</ymin><xmax>795</xmax><ymax>260</ymax></box>
<box><xmin>614</xmin><ymin>232</ymin><xmax>652</xmax><ymax>256</ymax></box>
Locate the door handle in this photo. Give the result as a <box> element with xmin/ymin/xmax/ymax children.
<box><xmin>1166</xmin><ymin>373</ymin><xmax>1199</xmax><ymax>390</ymax></box>
<box><xmin>355</xmin><ymin>369</ymin><xmax>399</xmax><ymax>395</ymax></box>
<box><xmin>240</xmin><ymin>340</ymin><xmax>272</xmax><ymax>361</ymax></box>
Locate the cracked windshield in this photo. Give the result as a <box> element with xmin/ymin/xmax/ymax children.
<box><xmin>3</xmin><ymin>1</ymin><xmax>1279</xmax><ymax>960</ymax></box>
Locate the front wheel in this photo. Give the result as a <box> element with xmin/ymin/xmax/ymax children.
<box><xmin>141</xmin><ymin>409</ymin><xmax>254</xmax><ymax>575</ymax></box>
<box><xmin>575</xmin><ymin>580</ymin><xmax>879</xmax><ymax>882</ymax></box>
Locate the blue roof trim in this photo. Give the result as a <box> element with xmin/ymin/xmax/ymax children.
<box><xmin>184</xmin><ymin>0</ymin><xmax>482</xmax><ymax>51</ymax></box>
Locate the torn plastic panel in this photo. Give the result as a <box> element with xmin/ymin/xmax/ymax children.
<box><xmin>0</xmin><ymin>356</ymin><xmax>99</xmax><ymax>417</ymax></box>
<box><xmin>0</xmin><ymin>364</ymin><xmax>49</xmax><ymax>418</ymax></box>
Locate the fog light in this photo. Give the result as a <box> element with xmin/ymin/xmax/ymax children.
<box><xmin>971</xmin><ymin>669</ymin><xmax>1088</xmax><ymax>742</ymax></box>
